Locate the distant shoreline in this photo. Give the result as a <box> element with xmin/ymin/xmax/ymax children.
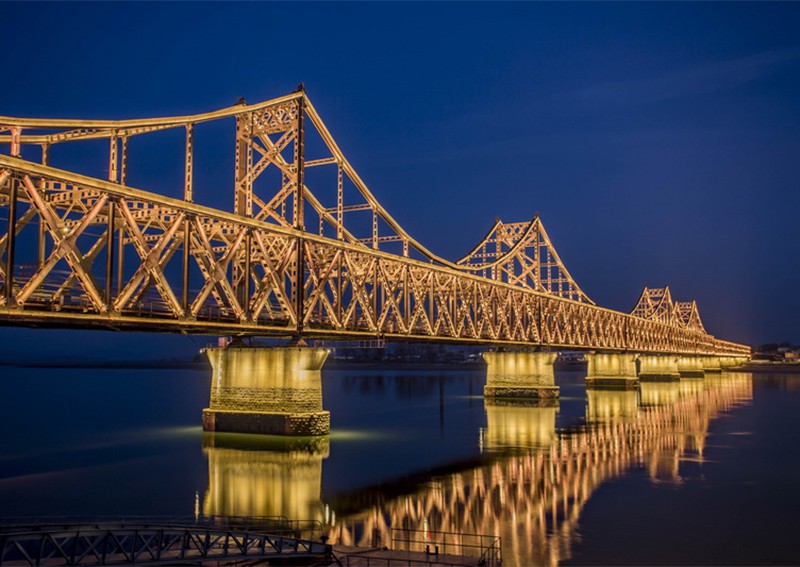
<box><xmin>1</xmin><ymin>360</ymin><xmax>209</xmax><ymax>370</ymax></box>
<box><xmin>2</xmin><ymin>358</ymin><xmax>799</xmax><ymax>375</ymax></box>
<box><xmin>736</xmin><ymin>362</ymin><xmax>800</xmax><ymax>374</ymax></box>
<box><xmin>324</xmin><ymin>359</ymin><xmax>484</xmax><ymax>371</ymax></box>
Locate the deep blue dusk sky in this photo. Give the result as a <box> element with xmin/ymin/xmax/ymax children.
<box><xmin>1</xmin><ymin>2</ymin><xmax>799</xmax><ymax>358</ymax></box>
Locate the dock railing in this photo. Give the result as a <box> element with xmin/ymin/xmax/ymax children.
<box><xmin>390</xmin><ymin>528</ymin><xmax>502</xmax><ymax>567</ymax></box>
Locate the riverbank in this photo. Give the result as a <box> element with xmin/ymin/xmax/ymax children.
<box><xmin>736</xmin><ymin>362</ymin><xmax>800</xmax><ymax>373</ymax></box>
<box><xmin>0</xmin><ymin>358</ymin><xmax>209</xmax><ymax>370</ymax></box>
<box><xmin>324</xmin><ymin>359</ymin><xmax>484</xmax><ymax>371</ymax></box>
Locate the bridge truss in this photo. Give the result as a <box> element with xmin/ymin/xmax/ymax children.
<box><xmin>0</xmin><ymin>91</ymin><xmax>748</xmax><ymax>356</ymax></box>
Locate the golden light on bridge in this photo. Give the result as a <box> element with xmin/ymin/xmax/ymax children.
<box><xmin>0</xmin><ymin>93</ymin><xmax>749</xmax><ymax>359</ymax></box>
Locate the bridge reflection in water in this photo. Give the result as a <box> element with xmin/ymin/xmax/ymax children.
<box><xmin>202</xmin><ymin>374</ymin><xmax>752</xmax><ymax>566</ymax></box>
<box><xmin>202</xmin><ymin>434</ymin><xmax>328</xmax><ymax>524</ymax></box>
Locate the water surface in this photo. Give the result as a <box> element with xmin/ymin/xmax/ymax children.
<box><xmin>1</xmin><ymin>364</ymin><xmax>798</xmax><ymax>565</ymax></box>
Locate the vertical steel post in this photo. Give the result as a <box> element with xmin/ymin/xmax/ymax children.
<box><xmin>372</xmin><ymin>210</ymin><xmax>378</xmax><ymax>249</ymax></box>
<box><xmin>105</xmin><ymin>201</ymin><xmax>116</xmax><ymax>307</ymax></box>
<box><xmin>533</xmin><ymin>220</ymin><xmax>541</xmax><ymax>291</ymax></box>
<box><xmin>182</xmin><ymin>218</ymin><xmax>191</xmax><ymax>315</ymax></box>
<box><xmin>372</xmin><ymin>260</ymin><xmax>378</xmax><ymax>328</ymax></box>
<box><xmin>451</xmin><ymin>276</ymin><xmax>457</xmax><ymax>332</ymax></box>
<box><xmin>294</xmin><ymin>95</ymin><xmax>306</xmax><ymax>335</ymax></box>
<box><xmin>336</xmin><ymin>250</ymin><xmax>343</xmax><ymax>327</ymax></box>
<box><xmin>403</xmin><ymin>266</ymin><xmax>410</xmax><ymax>329</ymax></box>
<box><xmin>116</xmin><ymin>205</ymin><xmax>125</xmax><ymax>297</ymax></box>
<box><xmin>184</xmin><ymin>124</ymin><xmax>194</xmax><ymax>202</ymax></box>
<box><xmin>108</xmin><ymin>132</ymin><xmax>119</xmax><ymax>183</ymax></box>
<box><xmin>243</xmin><ymin>231</ymin><xmax>251</xmax><ymax>320</ymax></box>
<box><xmin>336</xmin><ymin>164</ymin><xmax>343</xmax><ymax>240</ymax></box>
<box><xmin>120</xmin><ymin>136</ymin><xmax>128</xmax><ymax>185</ymax></box>
<box><xmin>472</xmin><ymin>280</ymin><xmax>478</xmax><ymax>337</ymax></box>
<box><xmin>233</xmin><ymin>114</ymin><xmax>253</xmax><ymax>309</ymax></box>
<box><xmin>5</xmin><ymin>175</ymin><xmax>18</xmax><ymax>304</ymax></box>
<box><xmin>428</xmin><ymin>272</ymin><xmax>434</xmax><ymax>332</ymax></box>
<box><xmin>281</xmin><ymin>172</ymin><xmax>287</xmax><ymax>221</ymax></box>
<box><xmin>38</xmin><ymin>144</ymin><xmax>49</xmax><ymax>267</ymax></box>
<box><xmin>234</xmin><ymin>114</ymin><xmax>252</xmax><ymax>217</ymax></box>
<box><xmin>9</xmin><ymin>127</ymin><xmax>21</xmax><ymax>157</ymax></box>
<box><xmin>105</xmin><ymin>134</ymin><xmax>119</xmax><ymax>309</ymax></box>
<box><xmin>494</xmin><ymin>232</ymin><xmax>502</xmax><ymax>282</ymax></box>
<box><xmin>183</xmin><ymin>124</ymin><xmax>194</xmax><ymax>316</ymax></box>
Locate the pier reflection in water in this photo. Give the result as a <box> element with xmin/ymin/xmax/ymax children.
<box><xmin>202</xmin><ymin>372</ymin><xmax>753</xmax><ymax>566</ymax></box>
<box><xmin>202</xmin><ymin>434</ymin><xmax>328</xmax><ymax>523</ymax></box>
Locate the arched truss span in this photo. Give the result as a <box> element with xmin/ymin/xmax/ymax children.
<box><xmin>0</xmin><ymin>92</ymin><xmax>596</xmax><ymax>304</ymax></box>
<box><xmin>631</xmin><ymin>286</ymin><xmax>706</xmax><ymax>333</ymax></box>
<box><xmin>457</xmin><ymin>216</ymin><xmax>594</xmax><ymax>304</ymax></box>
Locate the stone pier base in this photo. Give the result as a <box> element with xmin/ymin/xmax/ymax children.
<box><xmin>677</xmin><ymin>356</ymin><xmax>705</xmax><ymax>378</ymax></box>
<box><xmin>585</xmin><ymin>353</ymin><xmax>638</xmax><ymax>390</ymax></box>
<box><xmin>483</xmin><ymin>351</ymin><xmax>559</xmax><ymax>399</ymax></box>
<box><xmin>638</xmin><ymin>355</ymin><xmax>681</xmax><ymax>382</ymax></box>
<box><xmin>203</xmin><ymin>347</ymin><xmax>330</xmax><ymax>436</ymax></box>
<box><xmin>202</xmin><ymin>410</ymin><xmax>330</xmax><ymax>436</ymax></box>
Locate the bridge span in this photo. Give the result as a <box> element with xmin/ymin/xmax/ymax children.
<box><xmin>0</xmin><ymin>90</ymin><xmax>750</xmax><ymax>434</ymax></box>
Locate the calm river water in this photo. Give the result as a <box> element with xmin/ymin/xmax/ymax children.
<box><xmin>1</xmin><ymin>364</ymin><xmax>799</xmax><ymax>565</ymax></box>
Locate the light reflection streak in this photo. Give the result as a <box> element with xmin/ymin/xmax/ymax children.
<box><xmin>202</xmin><ymin>374</ymin><xmax>752</xmax><ymax>566</ymax></box>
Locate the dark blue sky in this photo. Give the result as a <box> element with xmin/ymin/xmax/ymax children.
<box><xmin>2</xmin><ymin>2</ymin><xmax>799</xmax><ymax>357</ymax></box>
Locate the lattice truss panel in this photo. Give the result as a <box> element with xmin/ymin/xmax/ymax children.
<box><xmin>0</xmin><ymin>165</ymin><xmax>302</xmax><ymax>329</ymax></box>
<box><xmin>457</xmin><ymin>217</ymin><xmax>594</xmax><ymax>304</ymax></box>
<box><xmin>0</xmin><ymin>94</ymin><xmax>749</xmax><ymax>356</ymax></box>
<box><xmin>631</xmin><ymin>286</ymin><xmax>706</xmax><ymax>333</ymax></box>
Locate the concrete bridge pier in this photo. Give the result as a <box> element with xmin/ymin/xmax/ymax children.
<box><xmin>677</xmin><ymin>356</ymin><xmax>705</xmax><ymax>378</ymax></box>
<box><xmin>638</xmin><ymin>355</ymin><xmax>681</xmax><ymax>382</ymax></box>
<box><xmin>203</xmin><ymin>346</ymin><xmax>331</xmax><ymax>436</ymax></box>
<box><xmin>483</xmin><ymin>351</ymin><xmax>559</xmax><ymax>400</ymax></box>
<box><xmin>585</xmin><ymin>353</ymin><xmax>638</xmax><ymax>390</ymax></box>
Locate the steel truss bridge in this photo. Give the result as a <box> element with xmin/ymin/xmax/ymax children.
<box><xmin>0</xmin><ymin>90</ymin><xmax>748</xmax><ymax>356</ymax></box>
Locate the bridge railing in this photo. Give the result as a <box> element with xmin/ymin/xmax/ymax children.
<box><xmin>0</xmin><ymin>519</ymin><xmax>332</xmax><ymax>566</ymax></box>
